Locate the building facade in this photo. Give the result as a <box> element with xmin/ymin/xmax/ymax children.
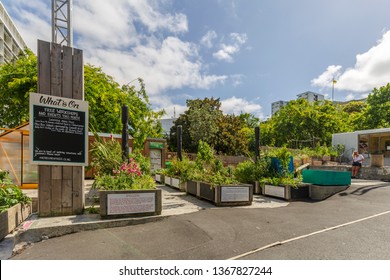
<box><xmin>0</xmin><ymin>2</ymin><xmax>27</xmax><ymax>64</ymax></box>
<box><xmin>297</xmin><ymin>91</ymin><xmax>325</xmax><ymax>102</ymax></box>
<box><xmin>271</xmin><ymin>100</ymin><xmax>289</xmax><ymax>115</ymax></box>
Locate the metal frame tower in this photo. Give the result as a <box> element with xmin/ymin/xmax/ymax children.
<box><xmin>52</xmin><ymin>0</ymin><xmax>73</xmax><ymax>46</ymax></box>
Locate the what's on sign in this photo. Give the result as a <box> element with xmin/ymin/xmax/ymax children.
<box><xmin>29</xmin><ymin>92</ymin><xmax>89</xmax><ymax>166</ymax></box>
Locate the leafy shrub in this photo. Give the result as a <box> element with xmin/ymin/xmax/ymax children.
<box><xmin>93</xmin><ymin>159</ymin><xmax>155</xmax><ymax>190</ymax></box>
<box><xmin>234</xmin><ymin>158</ymin><xmax>271</xmax><ymax>183</ymax></box>
<box><xmin>90</xmin><ymin>134</ymin><xmax>122</xmax><ymax>176</ymax></box>
<box><xmin>0</xmin><ymin>169</ymin><xmax>31</xmax><ymax>213</ymax></box>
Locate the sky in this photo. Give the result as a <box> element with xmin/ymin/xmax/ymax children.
<box><xmin>2</xmin><ymin>0</ymin><xmax>390</xmax><ymax>119</ymax></box>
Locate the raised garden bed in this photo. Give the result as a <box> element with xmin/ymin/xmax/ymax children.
<box><xmin>0</xmin><ymin>202</ymin><xmax>32</xmax><ymax>240</ymax></box>
<box><xmin>99</xmin><ymin>189</ymin><xmax>162</xmax><ymax>219</ymax></box>
<box><xmin>170</xmin><ymin>177</ymin><xmax>186</xmax><ymax>191</ymax></box>
<box><xmin>186</xmin><ymin>180</ymin><xmax>253</xmax><ymax>207</ymax></box>
<box><xmin>262</xmin><ymin>184</ymin><xmax>310</xmax><ymax>201</ymax></box>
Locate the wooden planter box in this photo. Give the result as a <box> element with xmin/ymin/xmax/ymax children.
<box><xmin>0</xmin><ymin>203</ymin><xmax>32</xmax><ymax>241</ymax></box>
<box><xmin>186</xmin><ymin>180</ymin><xmax>253</xmax><ymax>206</ymax></box>
<box><xmin>99</xmin><ymin>189</ymin><xmax>162</xmax><ymax>219</ymax></box>
<box><xmin>154</xmin><ymin>174</ymin><xmax>163</xmax><ymax>183</ymax></box>
<box><xmin>171</xmin><ymin>177</ymin><xmax>187</xmax><ymax>191</ymax></box>
<box><xmin>164</xmin><ymin>175</ymin><xmax>172</xmax><ymax>186</ymax></box>
<box><xmin>263</xmin><ymin>184</ymin><xmax>309</xmax><ymax>201</ymax></box>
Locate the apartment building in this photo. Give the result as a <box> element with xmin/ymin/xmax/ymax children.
<box><xmin>271</xmin><ymin>91</ymin><xmax>325</xmax><ymax>115</ymax></box>
<box><xmin>0</xmin><ymin>2</ymin><xmax>27</xmax><ymax>64</ymax></box>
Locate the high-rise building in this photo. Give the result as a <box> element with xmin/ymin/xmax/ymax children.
<box><xmin>271</xmin><ymin>100</ymin><xmax>289</xmax><ymax>115</ymax></box>
<box><xmin>0</xmin><ymin>2</ymin><xmax>27</xmax><ymax>64</ymax></box>
<box><xmin>297</xmin><ymin>91</ymin><xmax>324</xmax><ymax>102</ymax></box>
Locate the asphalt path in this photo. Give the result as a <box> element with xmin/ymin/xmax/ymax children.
<box><xmin>10</xmin><ymin>179</ymin><xmax>390</xmax><ymax>260</ymax></box>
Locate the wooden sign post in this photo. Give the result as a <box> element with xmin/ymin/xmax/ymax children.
<box><xmin>36</xmin><ymin>40</ymin><xmax>85</xmax><ymax>216</ymax></box>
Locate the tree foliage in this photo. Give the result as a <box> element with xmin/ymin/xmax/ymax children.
<box><xmin>266</xmin><ymin>99</ymin><xmax>348</xmax><ymax>148</ymax></box>
<box><xmin>359</xmin><ymin>83</ymin><xmax>390</xmax><ymax>129</ymax></box>
<box><xmin>0</xmin><ymin>50</ymin><xmax>163</xmax><ymax>152</ymax></box>
<box><xmin>0</xmin><ymin>49</ymin><xmax>37</xmax><ymax>128</ymax></box>
<box><xmin>169</xmin><ymin>97</ymin><xmax>251</xmax><ymax>155</ymax></box>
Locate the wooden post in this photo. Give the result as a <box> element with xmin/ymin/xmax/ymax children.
<box><xmin>37</xmin><ymin>40</ymin><xmax>84</xmax><ymax>216</ymax></box>
<box><xmin>177</xmin><ymin>125</ymin><xmax>182</xmax><ymax>161</ymax></box>
<box><xmin>122</xmin><ymin>105</ymin><xmax>129</xmax><ymax>161</ymax></box>
<box><xmin>255</xmin><ymin>126</ymin><xmax>260</xmax><ymax>162</ymax></box>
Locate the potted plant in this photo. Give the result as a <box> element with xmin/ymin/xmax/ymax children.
<box><xmin>1</xmin><ymin>169</ymin><xmax>32</xmax><ymax>240</ymax></box>
<box><xmin>90</xmin><ymin>136</ymin><xmax>161</xmax><ymax>218</ymax></box>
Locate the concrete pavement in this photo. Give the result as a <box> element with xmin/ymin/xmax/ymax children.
<box><xmin>0</xmin><ymin>182</ymin><xmax>289</xmax><ymax>260</ymax></box>
<box><xmin>3</xmin><ymin>179</ymin><xmax>390</xmax><ymax>260</ymax></box>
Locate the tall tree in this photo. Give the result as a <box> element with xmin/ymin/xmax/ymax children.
<box><xmin>187</xmin><ymin>97</ymin><xmax>223</xmax><ymax>148</ymax></box>
<box><xmin>215</xmin><ymin>114</ymin><xmax>249</xmax><ymax>155</ymax></box>
<box><xmin>122</xmin><ymin>78</ymin><xmax>164</xmax><ymax>151</ymax></box>
<box><xmin>271</xmin><ymin>99</ymin><xmax>348</xmax><ymax>147</ymax></box>
<box><xmin>359</xmin><ymin>83</ymin><xmax>390</xmax><ymax>129</ymax></box>
<box><xmin>0</xmin><ymin>49</ymin><xmax>37</xmax><ymax>128</ymax></box>
<box><xmin>0</xmin><ymin>51</ymin><xmax>163</xmax><ymax>151</ymax></box>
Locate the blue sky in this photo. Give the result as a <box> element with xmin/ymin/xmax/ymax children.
<box><xmin>2</xmin><ymin>0</ymin><xmax>390</xmax><ymax>119</ymax></box>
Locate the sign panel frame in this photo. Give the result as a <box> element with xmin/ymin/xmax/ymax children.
<box><xmin>29</xmin><ymin>92</ymin><xmax>89</xmax><ymax>166</ymax></box>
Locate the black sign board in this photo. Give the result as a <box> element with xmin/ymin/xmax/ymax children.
<box><xmin>29</xmin><ymin>93</ymin><xmax>89</xmax><ymax>166</ymax></box>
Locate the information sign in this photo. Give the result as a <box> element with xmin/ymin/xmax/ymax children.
<box><xmin>29</xmin><ymin>92</ymin><xmax>89</xmax><ymax>165</ymax></box>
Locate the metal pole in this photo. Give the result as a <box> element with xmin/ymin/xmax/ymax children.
<box><xmin>122</xmin><ymin>105</ymin><xmax>129</xmax><ymax>161</ymax></box>
<box><xmin>177</xmin><ymin>125</ymin><xmax>183</xmax><ymax>161</ymax></box>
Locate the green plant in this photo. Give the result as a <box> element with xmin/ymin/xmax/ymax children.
<box><xmin>260</xmin><ymin>173</ymin><xmax>302</xmax><ymax>189</ymax></box>
<box><xmin>90</xmin><ymin>132</ymin><xmax>122</xmax><ymax>176</ymax></box>
<box><xmin>92</xmin><ymin>159</ymin><xmax>155</xmax><ymax>190</ymax></box>
<box><xmin>164</xmin><ymin>156</ymin><xmax>197</xmax><ymax>182</ymax></box>
<box><xmin>234</xmin><ymin>157</ymin><xmax>271</xmax><ymax>183</ymax></box>
<box><xmin>0</xmin><ymin>169</ymin><xmax>31</xmax><ymax>213</ymax></box>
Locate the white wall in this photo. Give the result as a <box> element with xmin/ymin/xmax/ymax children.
<box><xmin>332</xmin><ymin>132</ymin><xmax>358</xmax><ymax>161</ymax></box>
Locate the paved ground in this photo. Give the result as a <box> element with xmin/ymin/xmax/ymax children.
<box><xmin>3</xmin><ymin>179</ymin><xmax>390</xmax><ymax>260</ymax></box>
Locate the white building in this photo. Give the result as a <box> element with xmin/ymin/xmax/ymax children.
<box><xmin>271</xmin><ymin>91</ymin><xmax>324</xmax><ymax>115</ymax></box>
<box><xmin>297</xmin><ymin>91</ymin><xmax>324</xmax><ymax>102</ymax></box>
<box><xmin>271</xmin><ymin>100</ymin><xmax>289</xmax><ymax>115</ymax></box>
<box><xmin>332</xmin><ymin>128</ymin><xmax>390</xmax><ymax>161</ymax></box>
<box><xmin>0</xmin><ymin>2</ymin><xmax>27</xmax><ymax>64</ymax></box>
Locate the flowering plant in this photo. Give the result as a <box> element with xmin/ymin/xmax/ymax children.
<box><xmin>93</xmin><ymin>158</ymin><xmax>155</xmax><ymax>191</ymax></box>
<box><xmin>113</xmin><ymin>159</ymin><xmax>142</xmax><ymax>177</ymax></box>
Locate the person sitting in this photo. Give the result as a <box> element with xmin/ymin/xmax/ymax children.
<box><xmin>351</xmin><ymin>150</ymin><xmax>364</xmax><ymax>178</ymax></box>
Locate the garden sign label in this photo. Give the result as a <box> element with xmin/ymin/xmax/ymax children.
<box><xmin>29</xmin><ymin>92</ymin><xmax>89</xmax><ymax>166</ymax></box>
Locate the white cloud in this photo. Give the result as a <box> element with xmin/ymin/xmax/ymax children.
<box><xmin>312</xmin><ymin>30</ymin><xmax>390</xmax><ymax>93</ymax></box>
<box><xmin>5</xmin><ymin>0</ymin><xmax>227</xmax><ymax>96</ymax></box>
<box><xmin>221</xmin><ymin>96</ymin><xmax>263</xmax><ymax>118</ymax></box>
<box><xmin>213</xmin><ymin>32</ymin><xmax>248</xmax><ymax>62</ymax></box>
<box><xmin>200</xmin><ymin>30</ymin><xmax>217</xmax><ymax>48</ymax></box>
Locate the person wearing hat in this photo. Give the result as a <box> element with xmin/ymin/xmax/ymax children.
<box><xmin>351</xmin><ymin>150</ymin><xmax>364</xmax><ymax>178</ymax></box>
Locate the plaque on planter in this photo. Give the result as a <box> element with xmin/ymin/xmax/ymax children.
<box><xmin>264</xmin><ymin>185</ymin><xmax>285</xmax><ymax>198</ymax></box>
<box><xmin>29</xmin><ymin>92</ymin><xmax>89</xmax><ymax>166</ymax></box>
<box><xmin>221</xmin><ymin>186</ymin><xmax>249</xmax><ymax>202</ymax></box>
<box><xmin>107</xmin><ymin>192</ymin><xmax>156</xmax><ymax>215</ymax></box>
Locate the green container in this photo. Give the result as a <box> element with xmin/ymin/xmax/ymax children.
<box><xmin>165</xmin><ymin>161</ymin><xmax>172</xmax><ymax>169</ymax></box>
<box><xmin>302</xmin><ymin>169</ymin><xmax>351</xmax><ymax>186</ymax></box>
